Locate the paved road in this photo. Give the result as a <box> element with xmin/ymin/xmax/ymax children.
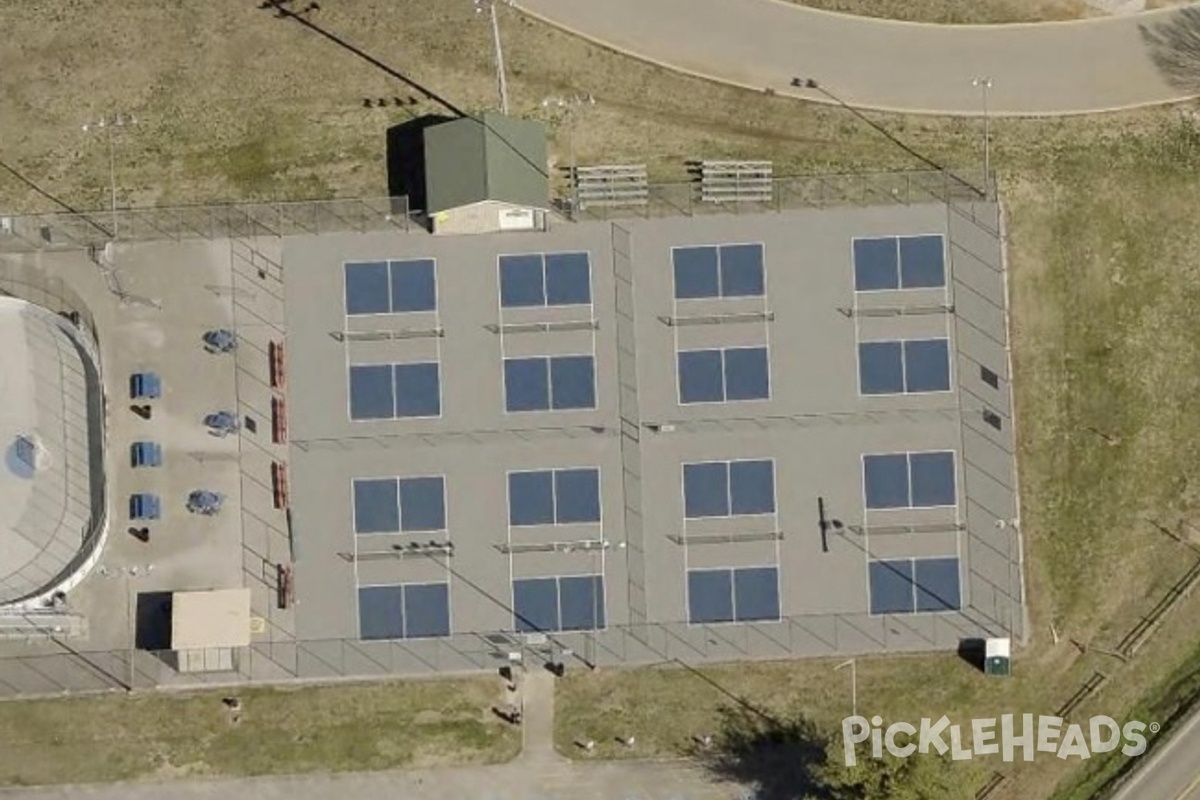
<box><xmin>515</xmin><ymin>0</ymin><xmax>1200</xmax><ymax>115</ymax></box>
<box><xmin>1111</xmin><ymin>709</ymin><xmax>1200</xmax><ymax>800</ymax></box>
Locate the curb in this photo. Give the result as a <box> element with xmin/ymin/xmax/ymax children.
<box><xmin>757</xmin><ymin>0</ymin><xmax>1194</xmax><ymax>30</ymax></box>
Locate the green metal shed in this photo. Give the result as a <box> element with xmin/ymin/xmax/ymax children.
<box><xmin>422</xmin><ymin>112</ymin><xmax>549</xmax><ymax>214</ymax></box>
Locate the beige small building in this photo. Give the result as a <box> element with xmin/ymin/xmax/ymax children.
<box><xmin>423</xmin><ymin>112</ymin><xmax>550</xmax><ymax>235</ymax></box>
<box><xmin>171</xmin><ymin>587</ymin><xmax>251</xmax><ymax>673</ymax></box>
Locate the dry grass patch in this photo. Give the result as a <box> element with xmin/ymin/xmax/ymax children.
<box><xmin>0</xmin><ymin>0</ymin><xmax>1138</xmax><ymax>210</ymax></box>
<box><xmin>0</xmin><ymin>678</ymin><xmax>518</xmax><ymax>786</ymax></box>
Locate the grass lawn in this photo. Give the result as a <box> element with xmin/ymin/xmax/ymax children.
<box><xmin>3</xmin><ymin>2</ymin><xmax>1200</xmax><ymax>797</ymax></box>
<box><xmin>0</xmin><ymin>678</ymin><xmax>518</xmax><ymax>786</ymax></box>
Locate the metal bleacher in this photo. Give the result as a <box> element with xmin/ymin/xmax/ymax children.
<box><xmin>698</xmin><ymin>160</ymin><xmax>774</xmax><ymax>204</ymax></box>
<box><xmin>573</xmin><ymin>164</ymin><xmax>649</xmax><ymax>210</ymax></box>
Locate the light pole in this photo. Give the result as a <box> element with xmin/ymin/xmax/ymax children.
<box><xmin>591</xmin><ymin>549</ymin><xmax>599</xmax><ymax>670</ymax></box>
<box><xmin>835</xmin><ymin>658</ymin><xmax>857</xmax><ymax>718</ymax></box>
<box><xmin>542</xmin><ymin>94</ymin><xmax>594</xmax><ymax>210</ymax></box>
<box><xmin>475</xmin><ymin>0</ymin><xmax>512</xmax><ymax>114</ymax></box>
<box><xmin>972</xmin><ymin>77</ymin><xmax>992</xmax><ymax>197</ymax></box>
<box><xmin>99</xmin><ymin>563</ymin><xmax>152</xmax><ymax>690</ymax></box>
<box><xmin>82</xmin><ymin>113</ymin><xmax>137</xmax><ymax>242</ymax></box>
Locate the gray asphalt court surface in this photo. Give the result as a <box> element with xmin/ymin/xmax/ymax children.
<box><xmin>514</xmin><ymin>0</ymin><xmax>1198</xmax><ymax>115</ymax></box>
<box><xmin>0</xmin><ymin>197</ymin><xmax>1020</xmax><ymax>694</ymax></box>
<box><xmin>0</xmin><ymin>195</ymin><xmax>1016</xmax><ymax>794</ymax></box>
<box><xmin>281</xmin><ymin>200</ymin><xmax>1020</xmax><ymax>680</ymax></box>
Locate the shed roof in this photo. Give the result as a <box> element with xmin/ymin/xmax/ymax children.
<box><xmin>171</xmin><ymin>588</ymin><xmax>251</xmax><ymax>650</ymax></box>
<box><xmin>423</xmin><ymin>112</ymin><xmax>549</xmax><ymax>213</ymax></box>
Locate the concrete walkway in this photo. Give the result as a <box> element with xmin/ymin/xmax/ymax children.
<box><xmin>514</xmin><ymin>0</ymin><xmax>1200</xmax><ymax>115</ymax></box>
<box><xmin>518</xmin><ymin>665</ymin><xmax>559</xmax><ymax>763</ymax></box>
<box><xmin>0</xmin><ymin>667</ymin><xmax>745</xmax><ymax>800</ymax></box>
<box><xmin>0</xmin><ymin>763</ymin><xmax>743</xmax><ymax>800</ymax></box>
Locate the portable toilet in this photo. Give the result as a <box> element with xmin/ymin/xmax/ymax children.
<box><xmin>985</xmin><ymin>638</ymin><xmax>1011</xmax><ymax>677</ymax></box>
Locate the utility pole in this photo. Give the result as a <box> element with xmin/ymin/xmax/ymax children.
<box><xmin>475</xmin><ymin>0</ymin><xmax>512</xmax><ymax>114</ymax></box>
<box><xmin>82</xmin><ymin>113</ymin><xmax>138</xmax><ymax>241</ymax></box>
<box><xmin>972</xmin><ymin>77</ymin><xmax>993</xmax><ymax>198</ymax></box>
<box><xmin>542</xmin><ymin>94</ymin><xmax>594</xmax><ymax>210</ymax></box>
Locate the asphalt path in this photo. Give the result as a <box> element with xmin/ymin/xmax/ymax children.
<box><xmin>1110</xmin><ymin>709</ymin><xmax>1200</xmax><ymax>800</ymax></box>
<box><xmin>515</xmin><ymin>0</ymin><xmax>1200</xmax><ymax>115</ymax></box>
<box><xmin>0</xmin><ymin>761</ymin><xmax>739</xmax><ymax>800</ymax></box>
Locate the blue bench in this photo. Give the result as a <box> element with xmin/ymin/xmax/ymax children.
<box><xmin>129</xmin><ymin>493</ymin><xmax>161</xmax><ymax>520</ymax></box>
<box><xmin>130</xmin><ymin>372</ymin><xmax>162</xmax><ymax>399</ymax></box>
<box><xmin>186</xmin><ymin>489</ymin><xmax>223</xmax><ymax>516</ymax></box>
<box><xmin>130</xmin><ymin>441</ymin><xmax>163</xmax><ymax>468</ymax></box>
<box><xmin>202</xmin><ymin>329</ymin><xmax>237</xmax><ymax>353</ymax></box>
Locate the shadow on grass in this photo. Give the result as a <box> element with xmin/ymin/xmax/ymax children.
<box><xmin>256</xmin><ymin>0</ymin><xmax>465</xmax><ymax>118</ymax></box>
<box><xmin>0</xmin><ymin>158</ymin><xmax>111</xmax><ymax>236</ymax></box>
<box><xmin>386</xmin><ymin>114</ymin><xmax>453</xmax><ymax>213</ymax></box>
<box><xmin>700</xmin><ymin>705</ymin><xmax>832</xmax><ymax>800</ymax></box>
<box><xmin>701</xmin><ymin>699</ymin><xmax>970</xmax><ymax>800</ymax></box>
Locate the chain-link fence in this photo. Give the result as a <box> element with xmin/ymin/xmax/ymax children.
<box><xmin>564</xmin><ymin>169</ymin><xmax>986</xmax><ymax>223</ymax></box>
<box><xmin>0</xmin><ymin>169</ymin><xmax>993</xmax><ymax>253</ymax></box>
<box><xmin>0</xmin><ymin>607</ymin><xmax>1003</xmax><ymax>698</ymax></box>
<box><xmin>0</xmin><ymin>168</ymin><xmax>1010</xmax><ymax>700</ymax></box>
<box><xmin>1</xmin><ymin>196</ymin><xmax>416</xmax><ymax>250</ymax></box>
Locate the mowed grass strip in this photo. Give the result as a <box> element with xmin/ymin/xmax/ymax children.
<box><xmin>0</xmin><ymin>678</ymin><xmax>518</xmax><ymax>786</ymax></box>
<box><xmin>555</xmin><ymin>655</ymin><xmax>1031</xmax><ymax>762</ymax></box>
